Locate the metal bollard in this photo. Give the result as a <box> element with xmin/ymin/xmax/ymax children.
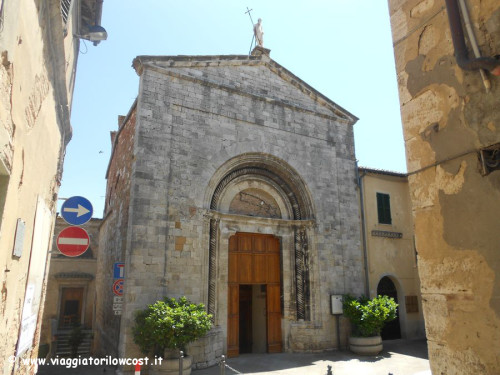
<box><xmin>179</xmin><ymin>351</ymin><xmax>184</xmax><ymax>375</ymax></box>
<box><xmin>220</xmin><ymin>355</ymin><xmax>226</xmax><ymax>375</ymax></box>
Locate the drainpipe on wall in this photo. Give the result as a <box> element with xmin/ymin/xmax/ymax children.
<box><xmin>355</xmin><ymin>162</ymin><xmax>370</xmax><ymax>297</ymax></box>
<box><xmin>457</xmin><ymin>0</ymin><xmax>491</xmax><ymax>92</ymax></box>
<box><xmin>445</xmin><ymin>0</ymin><xmax>500</xmax><ymax>76</ymax></box>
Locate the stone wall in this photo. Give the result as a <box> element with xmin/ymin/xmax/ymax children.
<box><xmin>108</xmin><ymin>53</ymin><xmax>364</xmax><ymax>372</ymax></box>
<box><xmin>95</xmin><ymin>106</ymin><xmax>137</xmax><ymax>358</ymax></box>
<box><xmin>388</xmin><ymin>0</ymin><xmax>500</xmax><ymax>372</ymax></box>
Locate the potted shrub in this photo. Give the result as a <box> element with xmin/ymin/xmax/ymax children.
<box><xmin>132</xmin><ymin>296</ymin><xmax>212</xmax><ymax>375</ymax></box>
<box><xmin>342</xmin><ymin>294</ymin><xmax>398</xmax><ymax>355</ymax></box>
<box><xmin>68</xmin><ymin>323</ymin><xmax>85</xmax><ymax>357</ymax></box>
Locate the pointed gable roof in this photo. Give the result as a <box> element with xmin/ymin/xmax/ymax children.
<box><xmin>132</xmin><ymin>53</ymin><xmax>358</xmax><ymax>126</ymax></box>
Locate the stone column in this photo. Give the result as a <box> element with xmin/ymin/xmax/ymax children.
<box><xmin>207</xmin><ymin>218</ymin><xmax>219</xmax><ymax>321</ymax></box>
<box><xmin>294</xmin><ymin>226</ymin><xmax>309</xmax><ymax>320</ymax></box>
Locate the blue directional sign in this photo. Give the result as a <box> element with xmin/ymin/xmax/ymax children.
<box><xmin>61</xmin><ymin>196</ymin><xmax>93</xmax><ymax>226</ymax></box>
<box><xmin>114</xmin><ymin>263</ymin><xmax>125</xmax><ymax>279</ymax></box>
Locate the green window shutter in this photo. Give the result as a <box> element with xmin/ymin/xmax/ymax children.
<box><xmin>376</xmin><ymin>193</ymin><xmax>392</xmax><ymax>224</ymax></box>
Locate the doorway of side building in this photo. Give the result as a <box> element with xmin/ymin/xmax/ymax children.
<box><xmin>377</xmin><ymin>276</ymin><xmax>402</xmax><ymax>340</ymax></box>
<box><xmin>59</xmin><ymin>287</ymin><xmax>84</xmax><ymax>328</ymax></box>
<box><xmin>228</xmin><ymin>233</ymin><xmax>282</xmax><ymax>357</ymax></box>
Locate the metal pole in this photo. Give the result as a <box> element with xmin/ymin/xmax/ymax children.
<box><xmin>245</xmin><ymin>7</ymin><xmax>254</xmax><ymax>25</ymax></box>
<box><xmin>336</xmin><ymin>315</ymin><xmax>341</xmax><ymax>350</ymax></box>
<box><xmin>245</xmin><ymin>7</ymin><xmax>256</xmax><ymax>53</ymax></box>
<box><xmin>248</xmin><ymin>34</ymin><xmax>255</xmax><ymax>55</ymax></box>
<box><xmin>179</xmin><ymin>351</ymin><xmax>184</xmax><ymax>375</ymax></box>
<box><xmin>220</xmin><ymin>355</ymin><xmax>226</xmax><ymax>375</ymax></box>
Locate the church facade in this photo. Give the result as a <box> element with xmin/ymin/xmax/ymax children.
<box><xmin>96</xmin><ymin>48</ymin><xmax>364</xmax><ymax>370</ymax></box>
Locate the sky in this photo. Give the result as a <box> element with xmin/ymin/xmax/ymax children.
<box><xmin>58</xmin><ymin>0</ymin><xmax>407</xmax><ymax>218</ymax></box>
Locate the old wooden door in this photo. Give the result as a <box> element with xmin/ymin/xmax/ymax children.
<box><xmin>227</xmin><ymin>233</ymin><xmax>282</xmax><ymax>357</ymax></box>
<box><xmin>59</xmin><ymin>287</ymin><xmax>84</xmax><ymax>328</ymax></box>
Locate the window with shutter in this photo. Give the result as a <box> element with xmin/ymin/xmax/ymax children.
<box><xmin>61</xmin><ymin>0</ymin><xmax>73</xmax><ymax>25</ymax></box>
<box><xmin>376</xmin><ymin>192</ymin><xmax>392</xmax><ymax>224</ymax></box>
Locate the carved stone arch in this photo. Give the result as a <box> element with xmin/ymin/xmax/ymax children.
<box><xmin>217</xmin><ymin>175</ymin><xmax>292</xmax><ymax>220</ymax></box>
<box><xmin>205</xmin><ymin>153</ymin><xmax>315</xmax><ymax>219</ymax></box>
<box><xmin>206</xmin><ymin>153</ymin><xmax>314</xmax><ymax>321</ymax></box>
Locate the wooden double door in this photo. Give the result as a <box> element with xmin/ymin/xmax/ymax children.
<box><xmin>227</xmin><ymin>233</ymin><xmax>282</xmax><ymax>357</ymax></box>
<box><xmin>59</xmin><ymin>287</ymin><xmax>84</xmax><ymax>328</ymax></box>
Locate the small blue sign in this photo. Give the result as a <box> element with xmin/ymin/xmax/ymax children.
<box><xmin>114</xmin><ymin>263</ymin><xmax>125</xmax><ymax>279</ymax></box>
<box><xmin>61</xmin><ymin>196</ymin><xmax>93</xmax><ymax>226</ymax></box>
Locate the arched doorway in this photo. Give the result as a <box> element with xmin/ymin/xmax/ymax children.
<box><xmin>206</xmin><ymin>154</ymin><xmax>315</xmax><ymax>356</ymax></box>
<box><xmin>227</xmin><ymin>232</ymin><xmax>281</xmax><ymax>357</ymax></box>
<box><xmin>377</xmin><ymin>276</ymin><xmax>401</xmax><ymax>340</ymax></box>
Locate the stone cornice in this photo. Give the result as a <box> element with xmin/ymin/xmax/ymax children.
<box><xmin>204</xmin><ymin>209</ymin><xmax>316</xmax><ymax>228</ymax></box>
<box><xmin>141</xmin><ymin>63</ymin><xmax>351</xmax><ymax>125</ymax></box>
<box><xmin>132</xmin><ymin>55</ymin><xmax>358</xmax><ymax>125</ymax></box>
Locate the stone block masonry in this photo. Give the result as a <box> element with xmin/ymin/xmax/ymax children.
<box><xmin>99</xmin><ymin>52</ymin><xmax>364</xmax><ymax>372</ymax></box>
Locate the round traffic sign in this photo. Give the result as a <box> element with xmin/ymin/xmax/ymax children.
<box><xmin>56</xmin><ymin>226</ymin><xmax>90</xmax><ymax>257</ymax></box>
<box><xmin>61</xmin><ymin>196</ymin><xmax>93</xmax><ymax>226</ymax></box>
<box><xmin>113</xmin><ymin>279</ymin><xmax>124</xmax><ymax>296</ymax></box>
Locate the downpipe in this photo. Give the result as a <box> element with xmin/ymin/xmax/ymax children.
<box><xmin>445</xmin><ymin>0</ymin><xmax>500</xmax><ymax>76</ymax></box>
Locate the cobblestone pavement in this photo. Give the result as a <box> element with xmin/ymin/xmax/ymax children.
<box><xmin>37</xmin><ymin>339</ymin><xmax>430</xmax><ymax>375</ymax></box>
<box><xmin>194</xmin><ymin>339</ymin><xmax>430</xmax><ymax>375</ymax></box>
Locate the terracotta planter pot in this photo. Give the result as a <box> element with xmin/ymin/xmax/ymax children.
<box><xmin>348</xmin><ymin>335</ymin><xmax>383</xmax><ymax>356</ymax></box>
<box><xmin>150</xmin><ymin>355</ymin><xmax>192</xmax><ymax>375</ymax></box>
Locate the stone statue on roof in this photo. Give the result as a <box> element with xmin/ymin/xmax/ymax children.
<box><xmin>254</xmin><ymin>18</ymin><xmax>264</xmax><ymax>47</ymax></box>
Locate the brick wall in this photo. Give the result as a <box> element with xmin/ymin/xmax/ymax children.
<box><xmin>94</xmin><ymin>105</ymin><xmax>137</xmax><ymax>357</ymax></box>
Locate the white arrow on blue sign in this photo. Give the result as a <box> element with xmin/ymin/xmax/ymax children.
<box><xmin>61</xmin><ymin>196</ymin><xmax>93</xmax><ymax>226</ymax></box>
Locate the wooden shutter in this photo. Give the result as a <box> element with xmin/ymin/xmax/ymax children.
<box><xmin>377</xmin><ymin>193</ymin><xmax>392</xmax><ymax>224</ymax></box>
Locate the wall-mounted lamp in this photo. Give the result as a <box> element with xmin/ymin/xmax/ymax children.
<box><xmin>75</xmin><ymin>24</ymin><xmax>108</xmax><ymax>46</ymax></box>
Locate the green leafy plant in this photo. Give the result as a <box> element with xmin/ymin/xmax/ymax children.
<box><xmin>342</xmin><ymin>294</ymin><xmax>398</xmax><ymax>337</ymax></box>
<box><xmin>68</xmin><ymin>323</ymin><xmax>85</xmax><ymax>357</ymax></box>
<box><xmin>132</xmin><ymin>296</ymin><xmax>212</xmax><ymax>357</ymax></box>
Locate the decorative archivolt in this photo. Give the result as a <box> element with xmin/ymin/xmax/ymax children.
<box><xmin>206</xmin><ymin>154</ymin><xmax>314</xmax><ymax>321</ymax></box>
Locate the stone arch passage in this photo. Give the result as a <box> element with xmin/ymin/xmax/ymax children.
<box><xmin>377</xmin><ymin>276</ymin><xmax>402</xmax><ymax>340</ymax></box>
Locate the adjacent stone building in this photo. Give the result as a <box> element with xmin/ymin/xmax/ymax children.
<box><xmin>0</xmin><ymin>1</ymin><xmax>105</xmax><ymax>373</ymax></box>
<box><xmin>358</xmin><ymin>167</ymin><xmax>425</xmax><ymax>340</ymax></box>
<box><xmin>39</xmin><ymin>217</ymin><xmax>102</xmax><ymax>358</ymax></box>
<box><xmin>388</xmin><ymin>0</ymin><xmax>500</xmax><ymax>373</ymax></box>
<box><xmin>96</xmin><ymin>48</ymin><xmax>364</xmax><ymax>371</ymax></box>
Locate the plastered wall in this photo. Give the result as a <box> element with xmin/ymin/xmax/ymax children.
<box><xmin>388</xmin><ymin>0</ymin><xmax>500</xmax><ymax>372</ymax></box>
<box><xmin>360</xmin><ymin>170</ymin><xmax>425</xmax><ymax>340</ymax></box>
<box><xmin>0</xmin><ymin>0</ymin><xmax>83</xmax><ymax>373</ymax></box>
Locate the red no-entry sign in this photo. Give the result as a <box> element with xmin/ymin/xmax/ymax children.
<box><xmin>56</xmin><ymin>226</ymin><xmax>90</xmax><ymax>257</ymax></box>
